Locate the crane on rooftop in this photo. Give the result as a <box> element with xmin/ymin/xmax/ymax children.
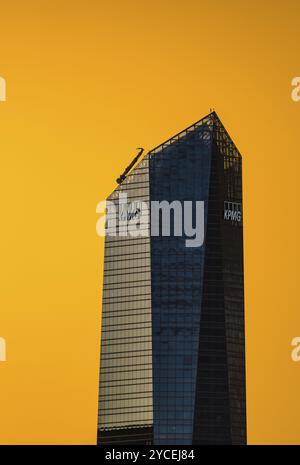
<box><xmin>116</xmin><ymin>147</ymin><xmax>144</xmax><ymax>185</ymax></box>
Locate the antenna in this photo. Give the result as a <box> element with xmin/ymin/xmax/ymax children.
<box><xmin>116</xmin><ymin>148</ymin><xmax>144</xmax><ymax>184</ymax></box>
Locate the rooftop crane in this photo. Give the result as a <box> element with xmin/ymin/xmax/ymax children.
<box><xmin>116</xmin><ymin>147</ymin><xmax>144</xmax><ymax>184</ymax></box>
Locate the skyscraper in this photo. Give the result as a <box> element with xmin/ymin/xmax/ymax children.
<box><xmin>97</xmin><ymin>112</ymin><xmax>246</xmax><ymax>445</ymax></box>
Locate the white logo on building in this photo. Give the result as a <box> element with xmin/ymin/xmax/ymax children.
<box><xmin>224</xmin><ymin>201</ymin><xmax>242</xmax><ymax>222</ymax></box>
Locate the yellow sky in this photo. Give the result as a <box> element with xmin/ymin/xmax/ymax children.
<box><xmin>0</xmin><ymin>0</ymin><xmax>299</xmax><ymax>444</ymax></box>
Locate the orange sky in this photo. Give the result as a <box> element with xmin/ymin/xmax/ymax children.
<box><xmin>0</xmin><ymin>0</ymin><xmax>299</xmax><ymax>444</ymax></box>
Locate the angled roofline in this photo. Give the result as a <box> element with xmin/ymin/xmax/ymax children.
<box><xmin>106</xmin><ymin>111</ymin><xmax>242</xmax><ymax>196</ymax></box>
<box><xmin>148</xmin><ymin>111</ymin><xmax>241</xmax><ymax>158</ymax></box>
<box><xmin>148</xmin><ymin>111</ymin><xmax>215</xmax><ymax>155</ymax></box>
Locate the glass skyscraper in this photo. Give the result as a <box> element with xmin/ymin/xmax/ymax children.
<box><xmin>97</xmin><ymin>112</ymin><xmax>247</xmax><ymax>445</ymax></box>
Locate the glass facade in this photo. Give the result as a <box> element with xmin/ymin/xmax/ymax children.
<box><xmin>98</xmin><ymin>112</ymin><xmax>246</xmax><ymax>445</ymax></box>
<box><xmin>98</xmin><ymin>156</ymin><xmax>153</xmax><ymax>444</ymax></box>
<box><xmin>149</xmin><ymin>122</ymin><xmax>212</xmax><ymax>445</ymax></box>
<box><xmin>192</xmin><ymin>118</ymin><xmax>246</xmax><ymax>444</ymax></box>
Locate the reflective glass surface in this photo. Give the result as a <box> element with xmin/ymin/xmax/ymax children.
<box><xmin>98</xmin><ymin>157</ymin><xmax>153</xmax><ymax>432</ymax></box>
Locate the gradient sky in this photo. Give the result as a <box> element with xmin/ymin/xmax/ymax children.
<box><xmin>0</xmin><ymin>0</ymin><xmax>299</xmax><ymax>444</ymax></box>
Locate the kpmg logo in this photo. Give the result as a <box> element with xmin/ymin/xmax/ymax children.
<box><xmin>96</xmin><ymin>193</ymin><xmax>205</xmax><ymax>248</ymax></box>
<box><xmin>0</xmin><ymin>77</ymin><xmax>6</xmax><ymax>101</ymax></box>
<box><xmin>0</xmin><ymin>337</ymin><xmax>6</xmax><ymax>362</ymax></box>
<box><xmin>224</xmin><ymin>201</ymin><xmax>242</xmax><ymax>223</ymax></box>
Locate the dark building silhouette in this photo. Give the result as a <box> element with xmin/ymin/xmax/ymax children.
<box><xmin>98</xmin><ymin>112</ymin><xmax>247</xmax><ymax>445</ymax></box>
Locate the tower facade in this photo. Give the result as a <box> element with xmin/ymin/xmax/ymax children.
<box><xmin>98</xmin><ymin>112</ymin><xmax>246</xmax><ymax>445</ymax></box>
